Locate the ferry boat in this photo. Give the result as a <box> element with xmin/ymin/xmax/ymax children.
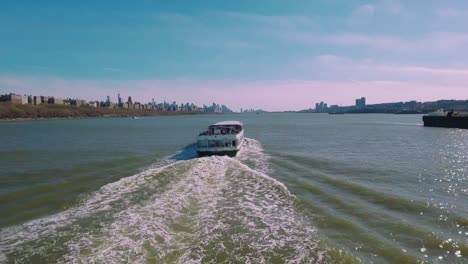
<box><xmin>197</xmin><ymin>121</ymin><xmax>244</xmax><ymax>156</ymax></box>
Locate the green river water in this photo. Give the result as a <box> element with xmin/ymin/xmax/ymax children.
<box><xmin>0</xmin><ymin>113</ymin><xmax>467</xmax><ymax>263</ymax></box>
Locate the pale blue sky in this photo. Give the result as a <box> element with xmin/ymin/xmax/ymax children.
<box><xmin>1</xmin><ymin>0</ymin><xmax>468</xmax><ymax>110</ymax></box>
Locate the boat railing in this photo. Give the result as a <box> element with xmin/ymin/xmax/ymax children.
<box><xmin>199</xmin><ymin>126</ymin><xmax>241</xmax><ymax>136</ymax></box>
<box><xmin>199</xmin><ymin>130</ymin><xmax>240</xmax><ymax>136</ymax></box>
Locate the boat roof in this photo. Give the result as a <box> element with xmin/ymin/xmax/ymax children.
<box><xmin>211</xmin><ymin>121</ymin><xmax>243</xmax><ymax>126</ymax></box>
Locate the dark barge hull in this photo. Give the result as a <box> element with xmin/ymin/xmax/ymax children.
<box><xmin>423</xmin><ymin>116</ymin><xmax>468</xmax><ymax>129</ymax></box>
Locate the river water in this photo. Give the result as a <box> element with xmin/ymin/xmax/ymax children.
<box><xmin>0</xmin><ymin>113</ymin><xmax>467</xmax><ymax>263</ymax></box>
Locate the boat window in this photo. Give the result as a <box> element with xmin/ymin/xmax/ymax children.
<box><xmin>232</xmin><ymin>140</ymin><xmax>236</xmax><ymax>147</ymax></box>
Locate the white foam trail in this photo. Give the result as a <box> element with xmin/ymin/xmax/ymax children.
<box><xmin>236</xmin><ymin>138</ymin><xmax>272</xmax><ymax>175</ymax></box>
<box><xmin>60</xmin><ymin>156</ymin><xmax>318</xmax><ymax>263</ymax></box>
<box><xmin>0</xmin><ymin>138</ymin><xmax>322</xmax><ymax>263</ymax></box>
<box><xmin>0</xmin><ymin>160</ymin><xmax>180</xmax><ymax>262</ymax></box>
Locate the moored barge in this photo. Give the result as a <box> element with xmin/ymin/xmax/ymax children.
<box><xmin>423</xmin><ymin>110</ymin><xmax>468</xmax><ymax>129</ymax></box>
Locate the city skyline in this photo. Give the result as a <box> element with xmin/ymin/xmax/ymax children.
<box><xmin>2</xmin><ymin>1</ymin><xmax>468</xmax><ymax>111</ymax></box>
<box><xmin>0</xmin><ymin>91</ymin><xmax>232</xmax><ymax>113</ymax></box>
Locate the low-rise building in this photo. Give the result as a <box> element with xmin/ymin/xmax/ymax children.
<box><xmin>48</xmin><ymin>97</ymin><xmax>64</xmax><ymax>105</ymax></box>
<box><xmin>76</xmin><ymin>100</ymin><xmax>86</xmax><ymax>107</ymax></box>
<box><xmin>41</xmin><ymin>96</ymin><xmax>50</xmax><ymax>104</ymax></box>
<box><xmin>64</xmin><ymin>99</ymin><xmax>86</xmax><ymax>107</ymax></box>
<box><xmin>33</xmin><ymin>96</ymin><xmax>41</xmax><ymax>105</ymax></box>
<box><xmin>0</xmin><ymin>94</ymin><xmax>28</xmax><ymax>104</ymax></box>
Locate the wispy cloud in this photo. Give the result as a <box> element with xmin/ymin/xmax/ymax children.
<box><xmin>150</xmin><ymin>8</ymin><xmax>468</xmax><ymax>56</ymax></box>
<box><xmin>377</xmin><ymin>0</ymin><xmax>403</xmax><ymax>15</ymax></box>
<box><xmin>311</xmin><ymin>54</ymin><xmax>468</xmax><ymax>81</ymax></box>
<box><xmin>276</xmin><ymin>29</ymin><xmax>468</xmax><ymax>55</ymax></box>
<box><xmin>382</xmin><ymin>65</ymin><xmax>468</xmax><ymax>77</ymax></box>
<box><xmin>351</xmin><ymin>0</ymin><xmax>403</xmax><ymax>20</ymax></box>
<box><xmin>322</xmin><ymin>33</ymin><xmax>403</xmax><ymax>49</ymax></box>
<box><xmin>434</xmin><ymin>8</ymin><xmax>467</xmax><ymax>18</ymax></box>
<box><xmin>353</xmin><ymin>4</ymin><xmax>376</xmax><ymax>17</ymax></box>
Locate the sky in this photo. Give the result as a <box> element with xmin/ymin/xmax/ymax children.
<box><xmin>1</xmin><ymin>0</ymin><xmax>468</xmax><ymax>111</ymax></box>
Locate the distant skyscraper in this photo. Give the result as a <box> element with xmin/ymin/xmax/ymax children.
<box><xmin>314</xmin><ymin>101</ymin><xmax>328</xmax><ymax>113</ymax></box>
<box><xmin>356</xmin><ymin>97</ymin><xmax>366</xmax><ymax>109</ymax></box>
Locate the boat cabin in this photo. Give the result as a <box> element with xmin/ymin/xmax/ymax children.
<box><xmin>199</xmin><ymin>121</ymin><xmax>243</xmax><ymax>136</ymax></box>
<box><xmin>196</xmin><ymin>121</ymin><xmax>244</xmax><ymax>156</ymax></box>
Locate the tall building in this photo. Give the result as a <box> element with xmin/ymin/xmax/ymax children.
<box><xmin>118</xmin><ymin>93</ymin><xmax>123</xmax><ymax>106</ymax></box>
<box><xmin>314</xmin><ymin>101</ymin><xmax>328</xmax><ymax>113</ymax></box>
<box><xmin>105</xmin><ymin>96</ymin><xmax>113</xmax><ymax>108</ymax></box>
<box><xmin>356</xmin><ymin>97</ymin><xmax>366</xmax><ymax>109</ymax></box>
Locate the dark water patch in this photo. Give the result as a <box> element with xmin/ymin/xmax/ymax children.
<box><xmin>297</xmin><ymin>199</ymin><xmax>421</xmax><ymax>263</ymax></box>
<box><xmin>0</xmin><ymin>162</ymin><xmax>188</xmax><ymax>263</ymax></box>
<box><xmin>271</xmin><ymin>152</ymin><xmax>399</xmax><ymax>183</ymax></box>
<box><xmin>0</xmin><ymin>155</ymin><xmax>153</xmax><ymax>228</ymax></box>
<box><xmin>300</xmin><ymin>181</ymin><xmax>468</xmax><ymax>261</ymax></box>
<box><xmin>271</xmin><ymin>156</ymin><xmax>467</xmax><ymax>224</ymax></box>
<box><xmin>291</xmin><ymin>173</ymin><xmax>434</xmax><ymax>253</ymax></box>
<box><xmin>272</xmin><ymin>157</ymin><xmax>468</xmax><ymax>262</ymax></box>
<box><xmin>170</xmin><ymin>143</ymin><xmax>198</xmax><ymax>160</ymax></box>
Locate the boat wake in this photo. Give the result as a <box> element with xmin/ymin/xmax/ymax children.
<box><xmin>0</xmin><ymin>138</ymin><xmax>324</xmax><ymax>263</ymax></box>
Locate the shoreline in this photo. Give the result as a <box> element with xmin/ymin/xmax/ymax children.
<box><xmin>0</xmin><ymin>111</ymin><xmax>214</xmax><ymax>122</ymax></box>
<box><xmin>0</xmin><ymin>103</ymin><xmax>219</xmax><ymax>122</ymax></box>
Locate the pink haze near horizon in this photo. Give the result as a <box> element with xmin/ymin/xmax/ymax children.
<box><xmin>1</xmin><ymin>76</ymin><xmax>467</xmax><ymax>111</ymax></box>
